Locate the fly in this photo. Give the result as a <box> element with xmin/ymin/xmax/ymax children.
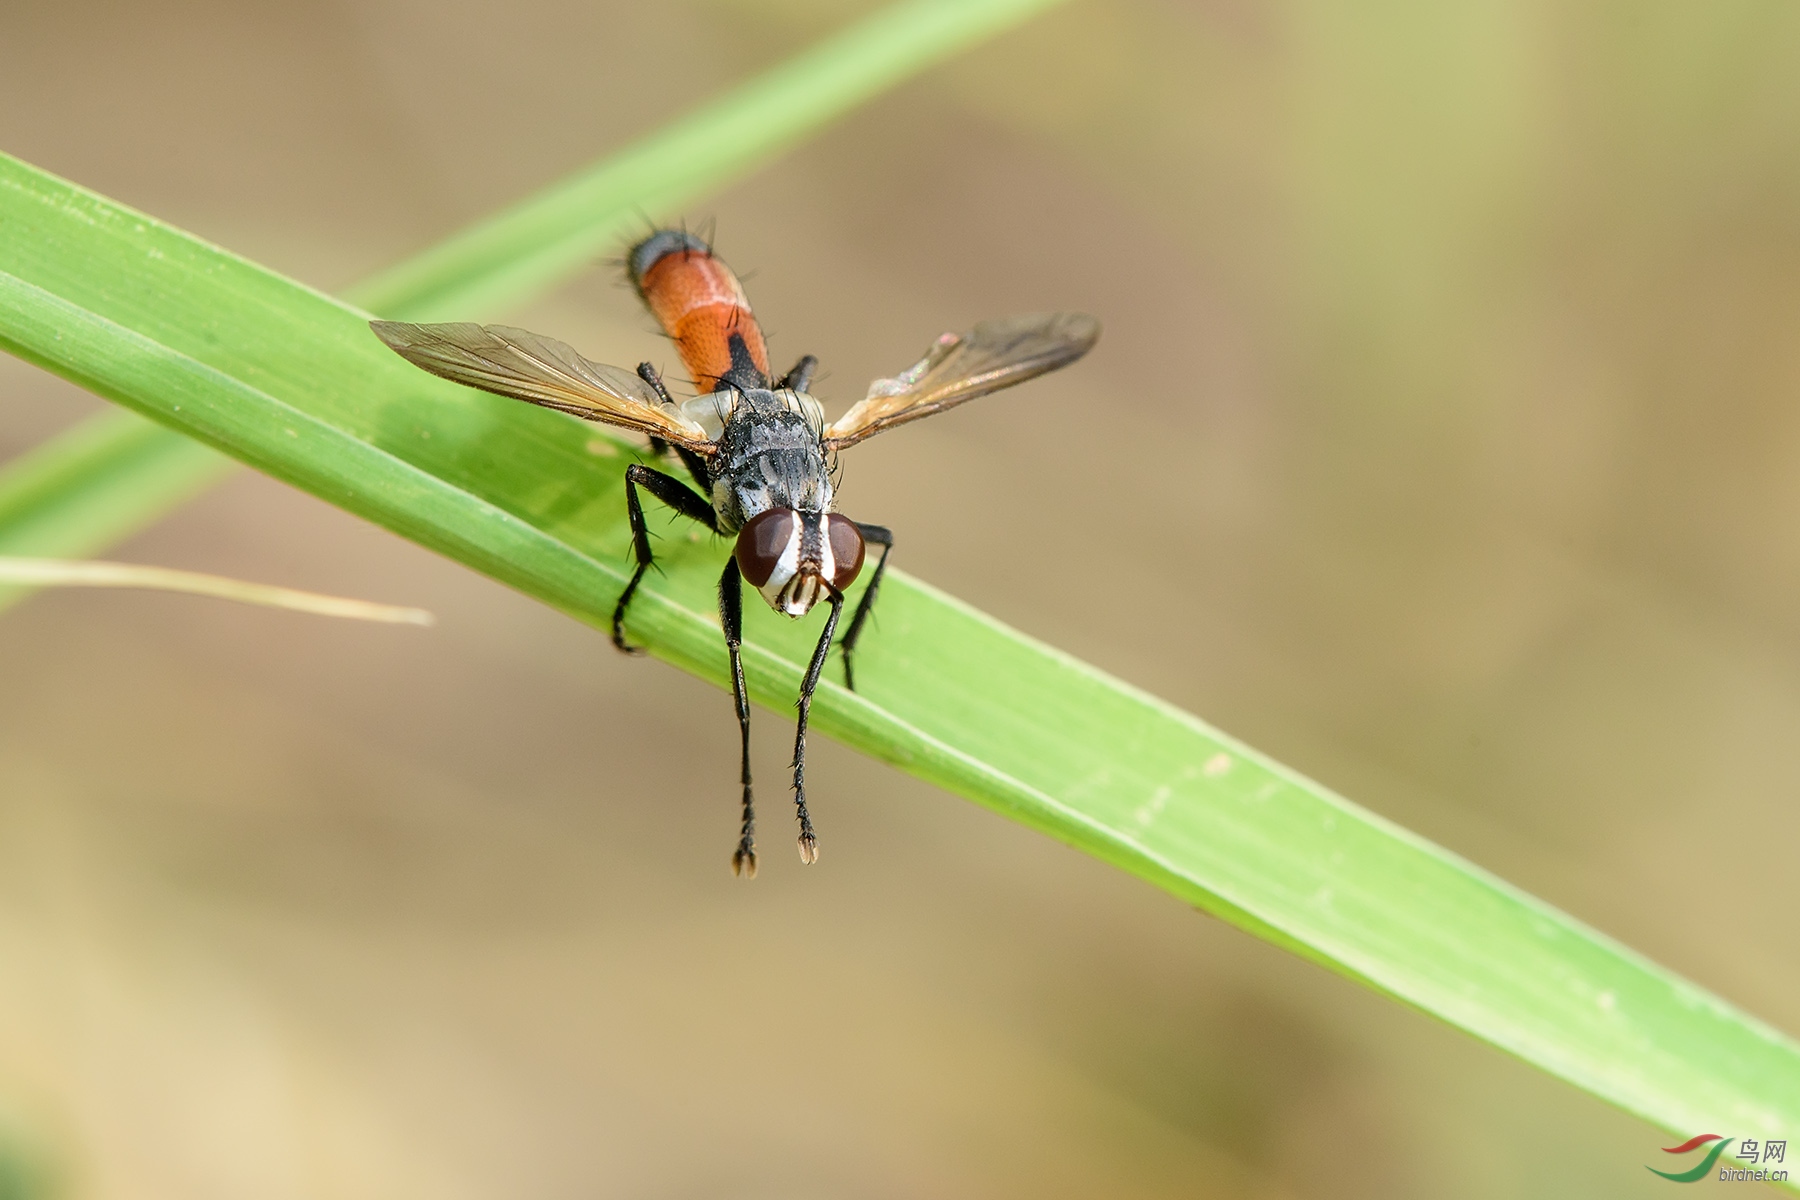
<box><xmin>371</xmin><ymin>229</ymin><xmax>1099</xmax><ymax>874</ymax></box>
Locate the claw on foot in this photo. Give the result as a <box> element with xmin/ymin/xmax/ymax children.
<box><xmin>797</xmin><ymin>832</ymin><xmax>819</xmax><ymax>865</ymax></box>
<box><xmin>732</xmin><ymin>845</ymin><xmax>758</xmax><ymax>878</ymax></box>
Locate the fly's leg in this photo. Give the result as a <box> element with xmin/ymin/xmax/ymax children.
<box><xmin>673</xmin><ymin>446</ymin><xmax>712</xmax><ymax>494</ymax></box>
<box><xmin>638</xmin><ymin>365</ymin><xmax>677</xmax><ymax>464</ymax></box>
<box><xmin>791</xmin><ymin>586</ymin><xmax>844</xmax><ymax>864</ymax></box>
<box><xmin>780</xmin><ymin>354</ymin><xmax>818</xmax><ymax>394</ymax></box>
<box><xmin>640</xmin><ymin>361</ymin><xmax>718</xmax><ymax>493</ymax></box>
<box><xmin>837</xmin><ymin>523</ymin><xmax>893</xmax><ymax>692</ymax></box>
<box><xmin>614</xmin><ymin>463</ymin><xmax>717</xmax><ymax>653</ymax></box>
<box><xmin>641</xmin><ymin>437</ymin><xmax>710</xmax><ymax>493</ymax></box>
<box><xmin>637</xmin><ymin>361</ymin><xmax>678</xmax><ymax>407</ymax></box>
<box><xmin>718</xmin><ymin>558</ymin><xmax>758</xmax><ymax>877</ymax></box>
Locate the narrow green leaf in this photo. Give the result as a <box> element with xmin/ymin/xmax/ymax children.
<box><xmin>0</xmin><ymin>0</ymin><xmax>1067</xmax><ymax>613</ymax></box>
<box><xmin>3</xmin><ymin>153</ymin><xmax>1796</xmax><ymax>1178</ymax></box>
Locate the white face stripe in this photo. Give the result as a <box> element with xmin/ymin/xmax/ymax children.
<box><xmin>756</xmin><ymin>516</ymin><xmax>804</xmax><ymax>612</ymax></box>
<box><xmin>818</xmin><ymin>514</ymin><xmax>837</xmax><ymax>585</ymax></box>
<box><xmin>756</xmin><ymin>512</ymin><xmax>845</xmax><ymax>618</ymax></box>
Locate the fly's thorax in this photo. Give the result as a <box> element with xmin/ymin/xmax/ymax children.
<box><xmin>708</xmin><ymin>387</ymin><xmax>833</xmax><ymax>533</ymax></box>
<box><xmin>734</xmin><ymin>508</ymin><xmax>866</xmax><ymax>617</ymax></box>
<box><xmin>680</xmin><ymin>386</ymin><xmax>823</xmax><ymax>444</ymax></box>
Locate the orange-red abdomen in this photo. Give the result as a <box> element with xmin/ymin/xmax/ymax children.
<box><xmin>629</xmin><ymin>230</ymin><xmax>769</xmax><ymax>392</ymax></box>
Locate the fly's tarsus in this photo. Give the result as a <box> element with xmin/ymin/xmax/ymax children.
<box><xmin>788</xmin><ymin>586</ymin><xmax>843</xmax><ymax>865</ymax></box>
<box><xmin>838</xmin><ymin>522</ymin><xmax>893</xmax><ymax>691</ymax></box>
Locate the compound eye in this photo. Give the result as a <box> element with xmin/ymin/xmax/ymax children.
<box><xmin>735</xmin><ymin>507</ymin><xmax>798</xmax><ymax>588</ymax></box>
<box><xmin>826</xmin><ymin>516</ymin><xmax>866</xmax><ymax>591</ymax></box>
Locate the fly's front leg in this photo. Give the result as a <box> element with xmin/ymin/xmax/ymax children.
<box><xmin>791</xmin><ymin>586</ymin><xmax>844</xmax><ymax>864</ymax></box>
<box><xmin>718</xmin><ymin>558</ymin><xmax>758</xmax><ymax>877</ymax></box>
<box><xmin>837</xmin><ymin>523</ymin><xmax>893</xmax><ymax>692</ymax></box>
<box><xmin>614</xmin><ymin>463</ymin><xmax>718</xmax><ymax>653</ymax></box>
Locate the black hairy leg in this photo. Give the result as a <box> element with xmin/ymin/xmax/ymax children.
<box><xmin>837</xmin><ymin>523</ymin><xmax>893</xmax><ymax>691</ymax></box>
<box><xmin>614</xmin><ymin>463</ymin><xmax>718</xmax><ymax>653</ymax></box>
<box><xmin>791</xmin><ymin>586</ymin><xmax>844</xmax><ymax>863</ymax></box>
<box><xmin>779</xmin><ymin>354</ymin><xmax>818</xmax><ymax>394</ymax></box>
<box><xmin>718</xmin><ymin>557</ymin><xmax>758</xmax><ymax>877</ymax></box>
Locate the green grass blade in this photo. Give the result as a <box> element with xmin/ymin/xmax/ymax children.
<box><xmin>2</xmin><ymin>152</ymin><xmax>1796</xmax><ymax>1176</ymax></box>
<box><xmin>0</xmin><ymin>0</ymin><xmax>1067</xmax><ymax>614</ymax></box>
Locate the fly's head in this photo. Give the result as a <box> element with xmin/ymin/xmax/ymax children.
<box><xmin>734</xmin><ymin>508</ymin><xmax>864</xmax><ymax>617</ymax></box>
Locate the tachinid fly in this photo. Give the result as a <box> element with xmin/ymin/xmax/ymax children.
<box><xmin>372</xmin><ymin>230</ymin><xmax>1098</xmax><ymax>874</ymax></box>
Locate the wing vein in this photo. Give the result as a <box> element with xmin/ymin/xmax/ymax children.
<box><xmin>370</xmin><ymin>320</ymin><xmax>717</xmax><ymax>453</ymax></box>
<box><xmin>824</xmin><ymin>313</ymin><xmax>1099</xmax><ymax>450</ymax></box>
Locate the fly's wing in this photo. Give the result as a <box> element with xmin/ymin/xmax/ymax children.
<box><xmin>370</xmin><ymin>320</ymin><xmax>717</xmax><ymax>453</ymax></box>
<box><xmin>822</xmin><ymin>312</ymin><xmax>1099</xmax><ymax>451</ymax></box>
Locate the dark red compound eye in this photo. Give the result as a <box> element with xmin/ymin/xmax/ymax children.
<box><xmin>826</xmin><ymin>516</ymin><xmax>865</xmax><ymax>591</ymax></box>
<box><xmin>735</xmin><ymin>507</ymin><xmax>798</xmax><ymax>588</ymax></box>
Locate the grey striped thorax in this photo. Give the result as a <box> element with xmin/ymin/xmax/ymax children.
<box><xmin>691</xmin><ymin>386</ymin><xmax>834</xmax><ymax>534</ymax></box>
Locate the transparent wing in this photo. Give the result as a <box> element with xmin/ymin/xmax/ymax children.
<box><xmin>371</xmin><ymin>320</ymin><xmax>717</xmax><ymax>452</ymax></box>
<box><xmin>823</xmin><ymin>312</ymin><xmax>1099</xmax><ymax>450</ymax></box>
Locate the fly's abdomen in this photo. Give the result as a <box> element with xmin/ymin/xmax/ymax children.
<box><xmin>629</xmin><ymin>230</ymin><xmax>770</xmax><ymax>393</ymax></box>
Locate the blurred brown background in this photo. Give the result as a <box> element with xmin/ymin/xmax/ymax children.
<box><xmin>3</xmin><ymin>0</ymin><xmax>1798</xmax><ymax>1196</ymax></box>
